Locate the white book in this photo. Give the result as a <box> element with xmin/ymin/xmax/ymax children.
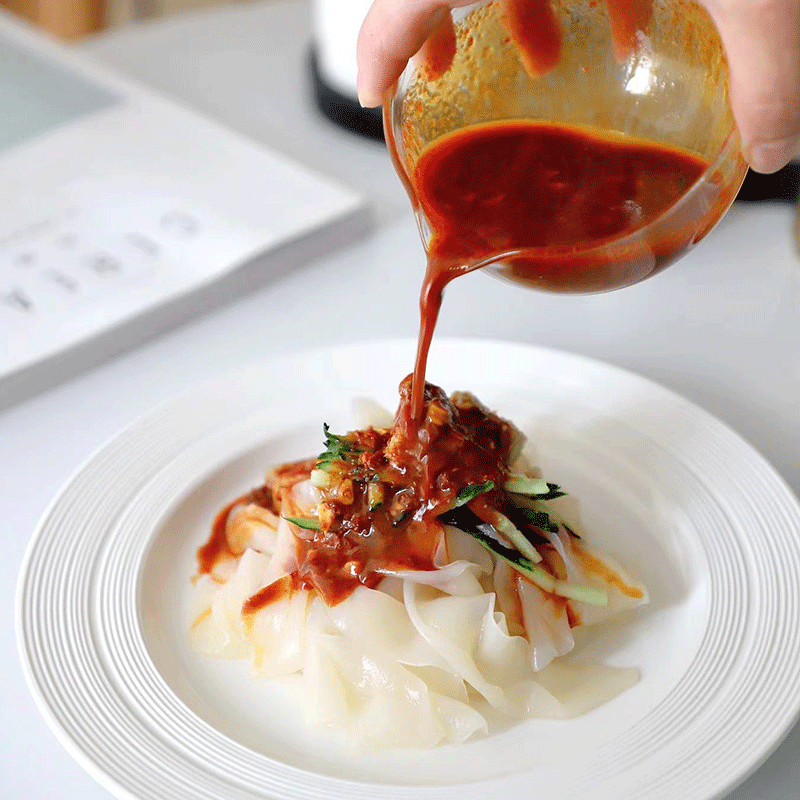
<box><xmin>0</xmin><ymin>12</ymin><xmax>370</xmax><ymax>410</ymax></box>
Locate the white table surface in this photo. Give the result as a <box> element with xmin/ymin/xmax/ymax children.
<box><xmin>3</xmin><ymin>1</ymin><xmax>800</xmax><ymax>797</ymax></box>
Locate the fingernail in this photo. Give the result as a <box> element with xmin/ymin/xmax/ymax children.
<box><xmin>748</xmin><ymin>136</ymin><xmax>800</xmax><ymax>174</ymax></box>
<box><xmin>357</xmin><ymin>90</ymin><xmax>382</xmax><ymax>108</ymax></box>
<box><xmin>356</xmin><ymin>71</ymin><xmax>381</xmax><ymax>108</ymax></box>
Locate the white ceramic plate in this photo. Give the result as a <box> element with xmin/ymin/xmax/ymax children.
<box><xmin>17</xmin><ymin>339</ymin><xmax>800</xmax><ymax>800</ymax></box>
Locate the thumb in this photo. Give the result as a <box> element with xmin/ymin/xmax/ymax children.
<box><xmin>705</xmin><ymin>0</ymin><xmax>800</xmax><ymax>173</ymax></box>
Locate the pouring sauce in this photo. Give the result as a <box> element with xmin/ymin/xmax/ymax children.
<box><xmin>408</xmin><ymin>120</ymin><xmax>709</xmax><ymax>419</ymax></box>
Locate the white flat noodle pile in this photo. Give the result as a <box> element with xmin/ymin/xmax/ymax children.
<box><xmin>191</xmin><ymin>480</ymin><xmax>647</xmax><ymax>751</ymax></box>
<box><xmin>350</xmin><ymin>398</ymin><xmax>395</xmax><ymax>429</ymax></box>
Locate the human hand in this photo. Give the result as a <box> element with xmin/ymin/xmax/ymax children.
<box><xmin>356</xmin><ymin>0</ymin><xmax>800</xmax><ymax>174</ymax></box>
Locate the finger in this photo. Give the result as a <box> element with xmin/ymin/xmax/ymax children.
<box><xmin>604</xmin><ymin>0</ymin><xmax>652</xmax><ymax>60</ymax></box>
<box><xmin>499</xmin><ymin>0</ymin><xmax>562</xmax><ymax>77</ymax></box>
<box><xmin>356</xmin><ymin>0</ymin><xmax>476</xmax><ymax>107</ymax></box>
<box><xmin>704</xmin><ymin>0</ymin><xmax>800</xmax><ymax>173</ymax></box>
<box><xmin>419</xmin><ymin>12</ymin><xmax>457</xmax><ymax>83</ymax></box>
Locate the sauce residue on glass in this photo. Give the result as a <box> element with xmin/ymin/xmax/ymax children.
<box><xmin>408</xmin><ymin>120</ymin><xmax>708</xmax><ymax>419</ymax></box>
<box><xmin>499</xmin><ymin>0</ymin><xmax>563</xmax><ymax>77</ymax></box>
<box><xmin>604</xmin><ymin>0</ymin><xmax>653</xmax><ymax>59</ymax></box>
<box><xmin>420</xmin><ymin>0</ymin><xmax>653</xmax><ymax>85</ymax></box>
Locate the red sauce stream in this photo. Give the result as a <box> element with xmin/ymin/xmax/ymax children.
<box><xmin>195</xmin><ymin>5</ymin><xmax>711</xmax><ymax>610</ymax></box>
<box><xmin>408</xmin><ymin>121</ymin><xmax>708</xmax><ymax>418</ymax></box>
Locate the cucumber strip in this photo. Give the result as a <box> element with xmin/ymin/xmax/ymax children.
<box><xmin>309</xmin><ymin>469</ymin><xmax>332</xmax><ymax>489</ymax></box>
<box><xmin>563</xmin><ymin>523</ymin><xmax>582</xmax><ymax>541</ymax></box>
<box><xmin>487</xmin><ymin>509</ymin><xmax>543</xmax><ymax>564</ymax></box>
<box><xmin>510</xmin><ymin>494</ymin><xmax>563</xmax><ymax>533</ymax></box>
<box><xmin>461</xmin><ymin>523</ymin><xmax>556</xmax><ymax>594</ymax></box>
<box><xmin>470</xmin><ymin>526</ymin><xmax>607</xmax><ymax>605</ymax></box>
<box><xmin>504</xmin><ymin>474</ymin><xmax>550</xmax><ymax>495</ymax></box>
<box><xmin>284</xmin><ymin>516</ymin><xmax>321</xmax><ymax>531</ymax></box>
<box><xmin>515</xmin><ymin>504</ymin><xmax>560</xmax><ymax>534</ymax></box>
<box><xmin>453</xmin><ymin>480</ymin><xmax>494</xmax><ymax>507</ymax></box>
<box><xmin>441</xmin><ymin>507</ymin><xmax>605</xmax><ymax>605</ymax></box>
<box><xmin>531</xmin><ymin>484</ymin><xmax>567</xmax><ymax>501</ymax></box>
<box><xmin>553</xmin><ymin>580</ymin><xmax>608</xmax><ymax>606</ymax></box>
<box><xmin>367</xmin><ymin>482</ymin><xmax>385</xmax><ymax>511</ymax></box>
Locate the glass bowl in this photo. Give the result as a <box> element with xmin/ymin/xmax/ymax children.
<box><xmin>384</xmin><ymin>0</ymin><xmax>748</xmax><ymax>293</ymax></box>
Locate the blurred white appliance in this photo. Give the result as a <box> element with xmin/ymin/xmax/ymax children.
<box><xmin>312</xmin><ymin>0</ymin><xmax>372</xmax><ymax>99</ymax></box>
<box><xmin>310</xmin><ymin>0</ymin><xmax>383</xmax><ymax>139</ymax></box>
<box><xmin>0</xmin><ymin>11</ymin><xmax>370</xmax><ymax>410</ymax></box>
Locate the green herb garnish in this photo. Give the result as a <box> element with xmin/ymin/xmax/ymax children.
<box><xmin>505</xmin><ymin>475</ymin><xmax>566</xmax><ymax>499</ymax></box>
<box><xmin>316</xmin><ymin>423</ymin><xmax>356</xmax><ymax>471</ymax></box>
<box><xmin>504</xmin><ymin>474</ymin><xmax>549</xmax><ymax>495</ymax></box>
